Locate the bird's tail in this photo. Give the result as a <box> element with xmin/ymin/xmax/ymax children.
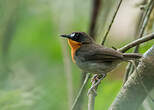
<box><xmin>123</xmin><ymin>53</ymin><xmax>142</xmax><ymax>60</ymax></box>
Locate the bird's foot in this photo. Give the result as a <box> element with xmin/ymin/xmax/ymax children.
<box><xmin>87</xmin><ymin>74</ymin><xmax>106</xmax><ymax>96</ymax></box>
<box><xmin>91</xmin><ymin>74</ymin><xmax>99</xmax><ymax>82</ymax></box>
<box><xmin>87</xmin><ymin>87</ymin><xmax>97</xmax><ymax>96</ymax></box>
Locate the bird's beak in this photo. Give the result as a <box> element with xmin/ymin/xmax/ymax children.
<box><xmin>60</xmin><ymin>34</ymin><xmax>71</xmax><ymax>39</ymax></box>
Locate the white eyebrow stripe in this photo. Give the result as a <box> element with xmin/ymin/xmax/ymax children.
<box><xmin>70</xmin><ymin>33</ymin><xmax>75</xmax><ymax>38</ymax></box>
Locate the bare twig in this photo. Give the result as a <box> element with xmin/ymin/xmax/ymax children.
<box><xmin>123</xmin><ymin>0</ymin><xmax>154</xmax><ymax>84</ymax></box>
<box><xmin>75</xmin><ymin>72</ymin><xmax>87</xmax><ymax>110</ymax></box>
<box><xmin>123</xmin><ymin>63</ymin><xmax>132</xmax><ymax>84</ymax></box>
<box><xmin>101</xmin><ymin>0</ymin><xmax>123</xmax><ymax>45</ymax></box>
<box><xmin>135</xmin><ymin>0</ymin><xmax>154</xmax><ymax>52</ymax></box>
<box><xmin>88</xmin><ymin>91</ymin><xmax>96</xmax><ymax>110</ymax></box>
<box><xmin>88</xmin><ymin>80</ymin><xmax>97</xmax><ymax>110</ymax></box>
<box><xmin>72</xmin><ymin>73</ymin><xmax>90</xmax><ymax>110</ymax></box>
<box><xmin>118</xmin><ymin>32</ymin><xmax>154</xmax><ymax>53</ymax></box>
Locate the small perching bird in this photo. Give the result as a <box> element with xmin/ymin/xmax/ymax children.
<box><xmin>60</xmin><ymin>32</ymin><xmax>142</xmax><ymax>93</ymax></box>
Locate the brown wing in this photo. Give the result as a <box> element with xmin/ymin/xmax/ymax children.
<box><xmin>76</xmin><ymin>43</ymin><xmax>123</xmax><ymax>62</ymax></box>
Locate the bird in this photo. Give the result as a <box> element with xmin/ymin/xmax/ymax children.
<box><xmin>60</xmin><ymin>32</ymin><xmax>142</xmax><ymax>93</ymax></box>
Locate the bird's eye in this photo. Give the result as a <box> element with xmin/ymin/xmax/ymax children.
<box><xmin>70</xmin><ymin>33</ymin><xmax>81</xmax><ymax>42</ymax></box>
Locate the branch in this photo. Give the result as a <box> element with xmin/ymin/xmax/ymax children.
<box><xmin>123</xmin><ymin>0</ymin><xmax>154</xmax><ymax>84</ymax></box>
<box><xmin>109</xmin><ymin>45</ymin><xmax>154</xmax><ymax>110</ymax></box>
<box><xmin>88</xmin><ymin>91</ymin><xmax>96</xmax><ymax>110</ymax></box>
<box><xmin>101</xmin><ymin>0</ymin><xmax>123</xmax><ymax>45</ymax></box>
<box><xmin>88</xmin><ymin>80</ymin><xmax>98</xmax><ymax>110</ymax></box>
<box><xmin>118</xmin><ymin>32</ymin><xmax>154</xmax><ymax>53</ymax></box>
<box><xmin>88</xmin><ymin>75</ymin><xmax>105</xmax><ymax>110</ymax></box>
<box><xmin>72</xmin><ymin>73</ymin><xmax>90</xmax><ymax>110</ymax></box>
<box><xmin>134</xmin><ymin>0</ymin><xmax>154</xmax><ymax>52</ymax></box>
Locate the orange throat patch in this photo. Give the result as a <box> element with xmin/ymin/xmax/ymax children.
<box><xmin>68</xmin><ymin>39</ymin><xmax>81</xmax><ymax>63</ymax></box>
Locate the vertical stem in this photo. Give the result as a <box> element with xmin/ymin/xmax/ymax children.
<box><xmin>88</xmin><ymin>92</ymin><xmax>96</xmax><ymax>110</ymax></box>
<box><xmin>134</xmin><ymin>0</ymin><xmax>154</xmax><ymax>53</ymax></box>
<box><xmin>88</xmin><ymin>78</ymin><xmax>99</xmax><ymax>110</ymax></box>
<box><xmin>101</xmin><ymin>0</ymin><xmax>123</xmax><ymax>45</ymax></box>
<box><xmin>72</xmin><ymin>73</ymin><xmax>90</xmax><ymax>110</ymax></box>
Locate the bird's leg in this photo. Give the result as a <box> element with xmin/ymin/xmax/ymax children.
<box><xmin>87</xmin><ymin>73</ymin><xmax>106</xmax><ymax>96</ymax></box>
<box><xmin>91</xmin><ymin>74</ymin><xmax>99</xmax><ymax>82</ymax></box>
<box><xmin>87</xmin><ymin>74</ymin><xmax>98</xmax><ymax>96</ymax></box>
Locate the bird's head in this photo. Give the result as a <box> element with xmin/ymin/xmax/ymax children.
<box><xmin>60</xmin><ymin>32</ymin><xmax>93</xmax><ymax>63</ymax></box>
<box><xmin>60</xmin><ymin>32</ymin><xmax>93</xmax><ymax>44</ymax></box>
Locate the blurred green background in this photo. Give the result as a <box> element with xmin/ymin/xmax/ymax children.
<box><xmin>0</xmin><ymin>0</ymin><xmax>153</xmax><ymax>110</ymax></box>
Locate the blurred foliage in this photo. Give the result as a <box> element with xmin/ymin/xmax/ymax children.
<box><xmin>0</xmin><ymin>0</ymin><xmax>153</xmax><ymax>110</ymax></box>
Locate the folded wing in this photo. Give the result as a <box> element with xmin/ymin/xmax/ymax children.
<box><xmin>76</xmin><ymin>44</ymin><xmax>123</xmax><ymax>62</ymax></box>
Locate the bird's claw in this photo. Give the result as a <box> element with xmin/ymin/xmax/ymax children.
<box><xmin>87</xmin><ymin>74</ymin><xmax>106</xmax><ymax>96</ymax></box>
<box><xmin>87</xmin><ymin>86</ymin><xmax>97</xmax><ymax>96</ymax></box>
<box><xmin>91</xmin><ymin>74</ymin><xmax>99</xmax><ymax>82</ymax></box>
